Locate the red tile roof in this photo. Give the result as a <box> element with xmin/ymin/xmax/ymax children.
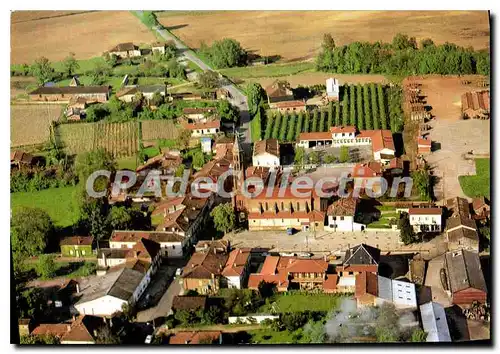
<box><xmin>461</xmin><ymin>91</ymin><xmax>490</xmax><ymax>112</ymax></box>
<box><xmin>352</xmin><ymin>162</ymin><xmax>382</xmax><ymax>177</ymax></box>
<box><xmin>417</xmin><ymin>137</ymin><xmax>431</xmax><ymax>146</ymax></box>
<box><xmin>331</xmin><ymin>126</ymin><xmax>357</xmax><ymax>134</ymax></box>
<box><xmin>59</xmin><ymin>236</ymin><xmax>93</xmax><ymax>246</ymax></box>
<box><xmin>253</xmin><ymin>139</ymin><xmax>280</xmax><ymax>157</ymax></box>
<box><xmin>408</xmin><ymin>207</ymin><xmax>442</xmax><ymax>215</ymax></box>
<box><xmin>298</xmin><ymin>132</ymin><xmax>333</xmax><ymax>141</ymax></box>
<box><xmin>31</xmin><ymin>324</ymin><xmax>69</xmax><ymax>338</ymax></box>
<box><xmin>222</xmin><ymin>249</ymin><xmax>251</xmax><ymax>277</ymax></box>
<box><xmin>183</xmin><ymin>107</ymin><xmax>216</xmax><ymax>115</ymax></box>
<box><xmin>182</xmin><ymin>120</ymin><xmax>221</xmax><ymax>130</ymax></box>
<box><xmin>323</xmin><ymin>274</ymin><xmax>339</xmax><ymax>291</ymax></box>
<box><xmin>355</xmin><ymin>272</ymin><xmax>378</xmax><ymax>298</ymax></box>
<box><xmin>248</xmin><ymin>186</ymin><xmax>321</xmax><ymax>200</ymax></box>
<box><xmin>327</xmin><ymin>197</ymin><xmax>358</xmax><ymax>216</ymax></box>
<box><xmin>357</xmin><ymin>130</ymin><xmax>395</xmax><ymax>152</ymax></box>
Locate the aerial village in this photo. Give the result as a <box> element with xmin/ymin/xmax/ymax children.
<box><xmin>11</xmin><ymin>10</ymin><xmax>490</xmax><ymax>345</ymax></box>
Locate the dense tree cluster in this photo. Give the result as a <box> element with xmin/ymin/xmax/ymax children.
<box><xmin>316</xmin><ymin>33</ymin><xmax>490</xmax><ymax>76</ymax></box>
<box><xmin>199</xmin><ymin>38</ymin><xmax>247</xmax><ymax>69</ymax></box>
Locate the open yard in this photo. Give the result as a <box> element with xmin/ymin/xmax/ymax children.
<box><xmin>11</xmin><ymin>104</ymin><xmax>63</xmax><ymax>147</ymax></box>
<box><xmin>11</xmin><ymin>11</ymin><xmax>156</xmax><ymax>64</ymax></box>
<box><xmin>158</xmin><ymin>11</ymin><xmax>489</xmax><ymax>63</ymax></box>
<box><xmin>459</xmin><ymin>158</ymin><xmax>490</xmax><ymax>198</ymax></box>
<box><xmin>10</xmin><ymin>185</ymin><xmax>80</xmax><ymax>228</ymax></box>
<box><xmin>258</xmin><ymin>293</ymin><xmax>342</xmax><ymax>313</ymax></box>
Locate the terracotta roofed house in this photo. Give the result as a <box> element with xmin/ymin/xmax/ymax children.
<box><xmin>222</xmin><ymin>249</ymin><xmax>251</xmax><ymax>289</ymax></box>
<box><xmin>326</xmin><ymin>197</ymin><xmax>364</xmax><ymax>232</ymax></box>
<box><xmin>168</xmin><ymin>331</ymin><xmax>222</xmax><ymax>344</ymax></box>
<box><xmin>336</xmin><ymin>244</ymin><xmax>380</xmax><ymax>293</ymax></box>
<box><xmin>461</xmin><ymin>91</ymin><xmax>490</xmax><ymax>119</ymax></box>
<box><xmin>265</xmin><ymin>80</ymin><xmax>294</xmax><ymax>106</ymax></box>
<box><xmin>108</xmin><ymin>42</ymin><xmax>141</xmax><ymax>58</ymax></box>
<box><xmin>253</xmin><ymin>138</ymin><xmax>280</xmax><ymax>168</ymax></box>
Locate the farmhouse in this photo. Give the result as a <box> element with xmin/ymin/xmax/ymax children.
<box><xmin>151</xmin><ymin>42</ymin><xmax>166</xmax><ymax>54</ymax></box>
<box><xmin>29</xmin><ymin>86</ymin><xmax>111</xmax><ymax>103</ymax></box>
<box><xmin>461</xmin><ymin>91</ymin><xmax>490</xmax><ymax>119</ymax></box>
<box><xmin>116</xmin><ymin>85</ymin><xmax>166</xmax><ymax>102</ymax></box>
<box><xmin>108</xmin><ymin>42</ymin><xmax>141</xmax><ymax>58</ymax></box>
<box><xmin>273</xmin><ymin>100</ymin><xmax>307</xmax><ymax>113</ymax></box>
<box><xmin>181</xmin><ymin>119</ymin><xmax>220</xmax><ymax>137</ymax></box>
<box><xmin>325</xmin><ymin>197</ymin><xmax>365</xmax><ymax>232</ymax></box>
<box><xmin>336</xmin><ymin>244</ymin><xmax>380</xmax><ymax>292</ymax></box>
<box><xmin>221</xmin><ymin>248</ymin><xmax>251</xmax><ymax>289</ymax></box>
<box><xmin>444</xmin><ymin>249</ymin><xmax>487</xmax><ymax>305</ymax></box>
<box><xmin>75</xmin><ymin>238</ymin><xmax>161</xmax><ymax>316</ymax></box>
<box><xmin>109</xmin><ymin>230</ymin><xmax>188</xmax><ymax>258</ymax></box>
<box><xmin>180</xmin><ymin>240</ymin><xmax>230</xmax><ymax>295</ymax></box>
<box><xmin>247</xmin><ymin>256</ymin><xmax>330</xmax><ymax>292</ymax></box>
<box><xmin>183</xmin><ymin>107</ymin><xmax>217</xmax><ymax>120</ymax></box>
<box><xmin>27</xmin><ymin>316</ymin><xmax>106</xmax><ymax>344</ymax></box>
<box><xmin>59</xmin><ymin>236</ymin><xmax>94</xmax><ymax>257</ymax></box>
<box><xmin>252</xmin><ymin>138</ymin><xmax>280</xmax><ymax>168</ymax></box>
<box><xmin>445</xmin><ymin>196</ymin><xmax>479</xmax><ymax>252</ymax></box>
<box><xmin>420</xmin><ymin>302</ymin><xmax>452</xmax><ymax>342</ymax></box>
<box><xmin>298</xmin><ymin>126</ymin><xmax>395</xmax><ymax>165</ymax></box>
<box><xmin>265</xmin><ymin>80</ymin><xmax>294</xmax><ymax>107</ymax></box>
<box><xmin>407</xmin><ymin>207</ymin><xmax>443</xmax><ymax>233</ymax></box>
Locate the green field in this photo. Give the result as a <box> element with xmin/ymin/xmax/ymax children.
<box><xmin>248</xmin><ymin>328</ymin><xmax>310</xmax><ymax>344</ymax></box>
<box><xmin>220</xmin><ymin>62</ymin><xmax>314</xmax><ymax>79</ymax></box>
<box><xmin>23</xmin><ymin>260</ymin><xmax>96</xmax><ymax>280</ymax></box>
<box><xmin>459</xmin><ymin>158</ymin><xmax>490</xmax><ymax>198</ymax></box>
<box><xmin>10</xmin><ymin>185</ymin><xmax>80</xmax><ymax>228</ymax></box>
<box><xmin>259</xmin><ymin>293</ymin><xmax>342</xmax><ymax>313</ymax></box>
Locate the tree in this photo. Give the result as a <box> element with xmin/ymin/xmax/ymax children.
<box><xmin>75</xmin><ymin>149</ymin><xmax>116</xmax><ymax>193</ymax></box>
<box><xmin>294</xmin><ymin>147</ymin><xmax>305</xmax><ymax>166</ymax></box>
<box><xmin>11</xmin><ymin>207</ymin><xmax>54</xmax><ymax>258</ymax></box>
<box><xmin>36</xmin><ymin>254</ymin><xmax>57</xmax><ymax>279</ymax></box>
<box><xmin>411</xmin><ymin>167</ymin><xmax>431</xmax><ymax>201</ymax></box>
<box><xmin>62</xmin><ymin>52</ymin><xmax>79</xmax><ymax>78</ymax></box>
<box><xmin>356</xmin><ymin>84</ymin><xmax>364</xmax><ymax>130</ymax></box>
<box><xmin>339</xmin><ymin>145</ymin><xmax>349</xmax><ymax>163</ymax></box>
<box><xmin>198</xmin><ymin>70</ymin><xmax>220</xmax><ymax>89</ymax></box>
<box><xmin>272</xmin><ymin>112</ymin><xmax>282</xmax><ymax>139</ymax></box>
<box><xmin>322</xmin><ymin>33</ymin><xmax>336</xmax><ymax>51</ymax></box>
<box><xmin>420</xmin><ymin>38</ymin><xmax>435</xmax><ymax>49</ymax></box>
<box><xmin>107</xmin><ymin>206</ymin><xmax>133</xmax><ymax>230</ymax></box>
<box><xmin>192</xmin><ymin>151</ymin><xmax>206</xmax><ymax>169</ymax></box>
<box><xmin>210</xmin><ymin>203</ymin><xmax>236</xmax><ymax>234</ymax></box>
<box><xmin>398</xmin><ymin>212</ymin><xmax>417</xmax><ymax>245</ymax></box>
<box><xmin>392</xmin><ymin>33</ymin><xmax>417</xmax><ymax>51</ymax></box>
<box><xmin>31</xmin><ymin>57</ymin><xmax>55</xmax><ymax>84</ymax></box>
<box><xmin>200</xmin><ymin>306</ymin><xmax>224</xmax><ymax>325</ymax></box>
<box><xmin>104</xmin><ymin>53</ymin><xmax>119</xmax><ymax>68</ymax></box>
<box><xmin>295</xmin><ymin>111</ymin><xmax>304</xmax><ymax>140</ymax></box>
<box><xmin>17</xmin><ymin>287</ymin><xmax>46</xmax><ymax>319</ymax></box>
<box><xmin>200</xmin><ymin>38</ymin><xmax>246</xmax><ymax>68</ymax></box>
<box><xmin>349</xmin><ymin>85</ymin><xmax>356</xmax><ymax>126</ymax></box>
<box><xmin>363</xmin><ymin>84</ymin><xmax>372</xmax><ymax>129</ymax></box>
<box><xmin>309</xmin><ymin>151</ymin><xmax>321</xmax><ymax>165</ymax></box>
<box><xmin>258</xmin><ymin>281</ymin><xmax>276</xmax><ymax>299</ymax></box>
<box><xmin>217</xmin><ymin>99</ymin><xmax>239</xmax><ymax>122</ymax></box>
<box><xmin>167</xmin><ymin>58</ymin><xmax>186</xmax><ymax>79</ymax></box>
<box><xmin>247</xmin><ymin>83</ymin><xmax>266</xmax><ymax>116</ymax></box>
<box><xmin>311</xmin><ymin>110</ymin><xmax>318</xmax><ymax>132</ymax></box>
<box><xmin>286</xmin><ymin>113</ymin><xmax>296</xmax><ymax>142</ymax></box>
<box><xmin>20</xmin><ymin>334</ymin><xmax>59</xmax><ymax>344</ymax></box>
<box><xmin>79</xmin><ymin>197</ymin><xmax>110</xmax><ymax>244</ymax></box>
<box><xmin>176</xmin><ymin>129</ymin><xmax>192</xmax><ymax>151</ymax></box>
<box><xmin>95</xmin><ymin>325</ymin><xmax>121</xmax><ymax>344</ymax></box>
<box><xmin>150</xmin><ymin>91</ymin><xmax>164</xmax><ymax>107</ymax></box>
<box><xmin>89</xmin><ymin>61</ymin><xmax>111</xmax><ymax>85</ymax></box>
<box><xmin>409</xmin><ymin>328</ymin><xmax>428</xmax><ymax>342</ymax></box>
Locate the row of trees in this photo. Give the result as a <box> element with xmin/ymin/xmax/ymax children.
<box><xmin>317</xmin><ymin>33</ymin><xmax>490</xmax><ymax>76</ymax></box>
<box><xmin>261</xmin><ymin>83</ymin><xmax>402</xmax><ymax>143</ymax></box>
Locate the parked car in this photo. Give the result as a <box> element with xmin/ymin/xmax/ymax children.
<box><xmin>144</xmin><ymin>335</ymin><xmax>153</xmax><ymax>344</ymax></box>
<box><xmin>175</xmin><ymin>268</ymin><xmax>182</xmax><ymax>277</ymax></box>
<box><xmin>279</xmin><ymin>252</ymin><xmax>297</xmax><ymax>257</ymax></box>
<box><xmin>286</xmin><ymin>228</ymin><xmax>295</xmax><ymax>236</ymax></box>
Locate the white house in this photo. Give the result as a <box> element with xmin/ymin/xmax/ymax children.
<box><xmin>182</xmin><ymin>120</ymin><xmax>220</xmax><ymax>137</ymax></box>
<box><xmin>377</xmin><ymin>276</ymin><xmax>418</xmax><ymax>309</ymax></box>
<box><xmin>420</xmin><ymin>302</ymin><xmax>452</xmax><ymax>342</ymax></box>
<box><xmin>110</xmin><ymin>230</ymin><xmax>187</xmax><ymax>258</ymax></box>
<box><xmin>252</xmin><ymin>139</ymin><xmax>280</xmax><ymax>168</ymax></box>
<box><xmin>326</xmin><ymin>197</ymin><xmax>365</xmax><ymax>232</ymax></box>
<box><xmin>326</xmin><ymin>77</ymin><xmax>340</xmax><ymax>101</ymax></box>
<box><xmin>221</xmin><ymin>249</ymin><xmax>251</xmax><ymax>289</ymax></box>
<box><xmin>151</xmin><ymin>42</ymin><xmax>166</xmax><ymax>54</ymax></box>
<box><xmin>407</xmin><ymin>208</ymin><xmax>443</xmax><ymax>233</ymax></box>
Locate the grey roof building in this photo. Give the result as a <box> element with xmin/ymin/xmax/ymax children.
<box><xmin>420</xmin><ymin>302</ymin><xmax>452</xmax><ymax>342</ymax></box>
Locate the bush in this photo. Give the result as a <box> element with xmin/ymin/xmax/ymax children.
<box><xmin>199</xmin><ymin>38</ymin><xmax>247</xmax><ymax>68</ymax></box>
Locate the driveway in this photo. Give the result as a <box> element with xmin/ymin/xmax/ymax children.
<box><xmin>136</xmin><ymin>266</ymin><xmax>182</xmax><ymax>323</ymax></box>
<box><xmin>134</xmin><ymin>11</ymin><xmax>251</xmax><ymax>153</ymax></box>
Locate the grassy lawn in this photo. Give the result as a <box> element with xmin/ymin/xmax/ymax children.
<box><xmin>459</xmin><ymin>158</ymin><xmax>490</xmax><ymax>198</ymax></box>
<box><xmin>219</xmin><ymin>62</ymin><xmax>314</xmax><ymax>79</ymax></box>
<box><xmin>24</xmin><ymin>260</ymin><xmax>96</xmax><ymax>280</ymax></box>
<box><xmin>247</xmin><ymin>328</ymin><xmax>310</xmax><ymax>344</ymax></box>
<box><xmin>142</xmin><ymin>146</ymin><xmax>161</xmax><ymax>158</ymax></box>
<box><xmin>11</xmin><ymin>185</ymin><xmax>80</xmax><ymax>228</ymax></box>
<box><xmin>258</xmin><ymin>292</ymin><xmax>342</xmax><ymax>313</ymax></box>
<box><xmin>186</xmin><ymin>60</ymin><xmax>203</xmax><ymax>73</ymax></box>
<box><xmin>117</xmin><ymin>156</ymin><xmax>139</xmax><ymax>170</ymax></box>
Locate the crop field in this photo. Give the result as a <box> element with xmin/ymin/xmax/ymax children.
<box><xmin>141</xmin><ymin>120</ymin><xmax>179</xmax><ymax>141</ymax></box>
<box><xmin>11</xmin><ymin>11</ymin><xmax>155</xmax><ymax>64</ymax></box>
<box><xmin>11</xmin><ymin>104</ymin><xmax>63</xmax><ymax>147</ymax></box>
<box><xmin>55</xmin><ymin>121</ymin><xmax>139</xmax><ymax>157</ymax></box>
<box><xmin>158</xmin><ymin>11</ymin><xmax>489</xmax><ymax>62</ymax></box>
<box><xmin>257</xmin><ymin>83</ymin><xmax>401</xmax><ymax>143</ymax></box>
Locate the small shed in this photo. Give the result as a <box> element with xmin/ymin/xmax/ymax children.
<box><xmin>420</xmin><ymin>302</ymin><xmax>452</xmax><ymax>342</ymax></box>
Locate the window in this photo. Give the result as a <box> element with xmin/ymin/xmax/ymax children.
<box><xmin>172</xmin><ymin>245</ymin><xmax>175</xmax><ymax>249</ymax></box>
<box><xmin>340</xmin><ymin>216</ymin><xmax>344</xmax><ymax>221</ymax></box>
<box><xmin>265</xmin><ymin>202</ymin><xmax>269</xmax><ymax>211</ymax></box>
<box><xmin>297</xmin><ymin>202</ymin><xmax>300</xmax><ymax>211</ymax></box>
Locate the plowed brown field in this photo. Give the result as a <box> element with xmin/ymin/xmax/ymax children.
<box><xmin>11</xmin><ymin>11</ymin><xmax>155</xmax><ymax>64</ymax></box>
<box><xmin>158</xmin><ymin>10</ymin><xmax>490</xmax><ymax>62</ymax></box>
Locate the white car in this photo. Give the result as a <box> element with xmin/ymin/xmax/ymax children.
<box><xmin>144</xmin><ymin>335</ymin><xmax>153</xmax><ymax>344</ymax></box>
<box><xmin>175</xmin><ymin>268</ymin><xmax>182</xmax><ymax>277</ymax></box>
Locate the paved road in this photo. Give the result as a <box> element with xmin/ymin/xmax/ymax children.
<box><xmin>134</xmin><ymin>11</ymin><xmax>251</xmax><ymax>154</ymax></box>
<box><xmin>136</xmin><ymin>268</ymin><xmax>182</xmax><ymax>323</ymax></box>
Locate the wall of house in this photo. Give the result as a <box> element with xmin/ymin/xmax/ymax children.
<box><xmin>247</xmin><ymin>198</ymin><xmax>313</xmax><ymax>214</ymax></box>
<box><xmin>248</xmin><ymin>217</ymin><xmax>309</xmax><ymax>231</ymax></box>
<box><xmin>373</xmin><ymin>148</ymin><xmax>395</xmax><ymax>164</ymax></box>
<box><xmin>225</xmin><ymin>275</ymin><xmax>242</xmax><ymax>289</ymax></box>
<box><xmin>452</xmin><ymin>288</ymin><xmax>487</xmax><ymax>305</ymax></box>
<box><xmin>325</xmin><ymin>215</ymin><xmax>364</xmax><ymax>232</ymax></box>
<box><xmin>356</xmin><ymin>294</ymin><xmax>377</xmax><ymax>307</ymax></box>
<box><xmin>391</xmin><ymin>280</ymin><xmax>418</xmax><ymax>308</ymax></box>
<box><xmin>75</xmin><ymin>295</ymin><xmax>127</xmax><ymax>317</ymax></box>
<box><xmin>98</xmin><ymin>257</ymin><xmax>126</xmax><ymax>268</ymax></box>
<box><xmin>29</xmin><ymin>92</ymin><xmax>108</xmax><ymax>103</ymax></box>
<box><xmin>410</xmin><ymin>214</ymin><xmax>442</xmax><ymax>232</ymax></box>
<box><xmin>191</xmin><ymin>127</ymin><xmax>219</xmax><ymax>137</ymax></box>
<box><xmin>332</xmin><ymin>137</ymin><xmax>371</xmax><ymax>147</ymax></box>
<box><xmin>109</xmin><ymin>241</ymin><xmax>135</xmax><ymax>249</ymax></box>
<box><xmin>252</xmin><ymin>153</ymin><xmax>280</xmax><ymax>168</ymax></box>
<box><xmin>276</xmin><ymin>105</ymin><xmax>306</xmax><ymax>113</ymax></box>
<box><xmin>61</xmin><ymin>245</ymin><xmax>92</xmax><ymax>257</ymax></box>
<box><xmin>182</xmin><ymin>277</ymin><xmax>219</xmax><ymax>295</ymax></box>
<box><xmin>159</xmin><ymin>242</ymin><xmax>184</xmax><ymax>257</ymax></box>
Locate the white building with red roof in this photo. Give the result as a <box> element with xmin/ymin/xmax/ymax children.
<box><xmin>221</xmin><ymin>248</ymin><xmax>251</xmax><ymax>289</ymax></box>
<box><xmin>297</xmin><ymin>126</ymin><xmax>395</xmax><ymax>165</ymax></box>
<box><xmin>326</xmin><ymin>197</ymin><xmax>365</xmax><ymax>232</ymax></box>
